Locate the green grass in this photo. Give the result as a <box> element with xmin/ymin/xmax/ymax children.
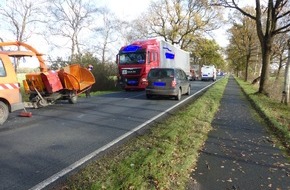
<box><xmin>61</xmin><ymin>77</ymin><xmax>229</xmax><ymax>190</ymax></box>
<box><xmin>235</xmin><ymin>77</ymin><xmax>290</xmax><ymax>153</ymax></box>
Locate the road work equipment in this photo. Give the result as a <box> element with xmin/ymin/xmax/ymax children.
<box><xmin>0</xmin><ymin>41</ymin><xmax>95</xmax><ymax>125</ymax></box>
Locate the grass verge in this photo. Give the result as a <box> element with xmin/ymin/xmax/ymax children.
<box><xmin>235</xmin><ymin>77</ymin><xmax>290</xmax><ymax>154</ymax></box>
<box><xmin>58</xmin><ymin>77</ymin><xmax>229</xmax><ymax>190</ymax></box>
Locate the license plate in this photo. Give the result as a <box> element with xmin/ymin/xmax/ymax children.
<box><xmin>153</xmin><ymin>82</ymin><xmax>166</xmax><ymax>86</ymax></box>
<box><xmin>128</xmin><ymin>80</ymin><xmax>138</xmax><ymax>84</ymax></box>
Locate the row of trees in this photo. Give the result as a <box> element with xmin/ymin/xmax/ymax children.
<box><xmin>1</xmin><ymin>0</ymin><xmax>289</xmax><ymax>103</ymax></box>
<box><xmin>0</xmin><ymin>0</ymin><xmax>226</xmax><ymax>66</ymax></box>
<box><xmin>215</xmin><ymin>0</ymin><xmax>290</xmax><ymax>103</ymax></box>
<box><xmin>0</xmin><ymin>0</ymin><xmax>122</xmax><ymax>63</ymax></box>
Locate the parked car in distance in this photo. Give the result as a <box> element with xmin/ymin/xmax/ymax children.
<box><xmin>145</xmin><ymin>68</ymin><xmax>191</xmax><ymax>100</ymax></box>
<box><xmin>189</xmin><ymin>64</ymin><xmax>200</xmax><ymax>81</ymax></box>
<box><xmin>189</xmin><ymin>69</ymin><xmax>199</xmax><ymax>81</ymax></box>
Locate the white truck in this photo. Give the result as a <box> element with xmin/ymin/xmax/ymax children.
<box><xmin>201</xmin><ymin>65</ymin><xmax>217</xmax><ymax>81</ymax></box>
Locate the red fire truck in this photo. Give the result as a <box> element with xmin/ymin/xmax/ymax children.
<box><xmin>116</xmin><ymin>38</ymin><xmax>190</xmax><ymax>90</ymax></box>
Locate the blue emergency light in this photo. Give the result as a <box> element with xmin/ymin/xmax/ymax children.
<box><xmin>122</xmin><ymin>45</ymin><xmax>141</xmax><ymax>53</ymax></box>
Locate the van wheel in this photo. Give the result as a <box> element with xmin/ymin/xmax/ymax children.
<box><xmin>175</xmin><ymin>89</ymin><xmax>181</xmax><ymax>100</ymax></box>
<box><xmin>0</xmin><ymin>101</ymin><xmax>9</xmax><ymax>125</ymax></box>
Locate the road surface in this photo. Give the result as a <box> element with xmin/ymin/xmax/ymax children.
<box><xmin>0</xmin><ymin>80</ymin><xmax>217</xmax><ymax>190</ymax></box>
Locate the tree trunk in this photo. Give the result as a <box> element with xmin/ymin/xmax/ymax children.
<box><xmin>282</xmin><ymin>39</ymin><xmax>290</xmax><ymax>105</ymax></box>
<box><xmin>258</xmin><ymin>40</ymin><xmax>272</xmax><ymax>95</ymax></box>
<box><xmin>245</xmin><ymin>53</ymin><xmax>250</xmax><ymax>82</ymax></box>
<box><xmin>275</xmin><ymin>55</ymin><xmax>283</xmax><ymax>81</ymax></box>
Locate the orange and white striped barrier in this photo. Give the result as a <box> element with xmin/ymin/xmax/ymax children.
<box><xmin>0</xmin><ymin>83</ymin><xmax>20</xmax><ymax>90</ymax></box>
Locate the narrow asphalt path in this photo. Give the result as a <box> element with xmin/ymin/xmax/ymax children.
<box><xmin>187</xmin><ymin>76</ymin><xmax>290</xmax><ymax>190</ymax></box>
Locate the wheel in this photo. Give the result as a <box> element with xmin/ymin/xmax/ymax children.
<box><xmin>146</xmin><ymin>94</ymin><xmax>152</xmax><ymax>99</ymax></box>
<box><xmin>37</xmin><ymin>98</ymin><xmax>48</xmax><ymax>107</ymax></box>
<box><xmin>0</xmin><ymin>101</ymin><xmax>9</xmax><ymax>125</ymax></box>
<box><xmin>69</xmin><ymin>95</ymin><xmax>78</xmax><ymax>104</ymax></box>
<box><xmin>186</xmin><ymin>86</ymin><xmax>191</xmax><ymax>95</ymax></box>
<box><xmin>175</xmin><ymin>88</ymin><xmax>181</xmax><ymax>100</ymax></box>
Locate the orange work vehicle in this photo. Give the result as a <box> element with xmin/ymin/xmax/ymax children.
<box><xmin>0</xmin><ymin>50</ymin><xmax>25</xmax><ymax>125</ymax></box>
<box><xmin>0</xmin><ymin>41</ymin><xmax>95</xmax><ymax>125</ymax></box>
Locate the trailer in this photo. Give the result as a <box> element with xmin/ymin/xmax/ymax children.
<box><xmin>0</xmin><ymin>41</ymin><xmax>95</xmax><ymax>125</ymax></box>
<box><xmin>25</xmin><ymin>63</ymin><xmax>95</xmax><ymax>107</ymax></box>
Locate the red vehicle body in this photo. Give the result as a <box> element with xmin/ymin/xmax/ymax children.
<box><xmin>116</xmin><ymin>39</ymin><xmax>160</xmax><ymax>90</ymax></box>
<box><xmin>116</xmin><ymin>38</ymin><xmax>190</xmax><ymax>90</ymax></box>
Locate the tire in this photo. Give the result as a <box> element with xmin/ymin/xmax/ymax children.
<box><xmin>69</xmin><ymin>95</ymin><xmax>78</xmax><ymax>104</ymax></box>
<box><xmin>0</xmin><ymin>101</ymin><xmax>9</xmax><ymax>125</ymax></box>
<box><xmin>186</xmin><ymin>85</ymin><xmax>191</xmax><ymax>95</ymax></box>
<box><xmin>175</xmin><ymin>88</ymin><xmax>181</xmax><ymax>100</ymax></box>
<box><xmin>37</xmin><ymin>98</ymin><xmax>48</xmax><ymax>107</ymax></box>
<box><xmin>146</xmin><ymin>94</ymin><xmax>152</xmax><ymax>99</ymax></box>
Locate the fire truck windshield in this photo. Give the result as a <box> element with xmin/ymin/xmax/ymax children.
<box><xmin>119</xmin><ymin>53</ymin><xmax>146</xmax><ymax>64</ymax></box>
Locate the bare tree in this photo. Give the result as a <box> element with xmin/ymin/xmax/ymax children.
<box><xmin>132</xmin><ymin>0</ymin><xmax>222</xmax><ymax>49</ymax></box>
<box><xmin>93</xmin><ymin>8</ymin><xmax>121</xmax><ymax>64</ymax></box>
<box><xmin>123</xmin><ymin>19</ymin><xmax>149</xmax><ymax>43</ymax></box>
<box><xmin>47</xmin><ymin>0</ymin><xmax>99</xmax><ymax>61</ymax></box>
<box><xmin>271</xmin><ymin>33</ymin><xmax>289</xmax><ymax>80</ymax></box>
<box><xmin>214</xmin><ymin>0</ymin><xmax>290</xmax><ymax>95</ymax></box>
<box><xmin>227</xmin><ymin>7</ymin><xmax>260</xmax><ymax>82</ymax></box>
<box><xmin>0</xmin><ymin>0</ymin><xmax>45</xmax><ymax>71</ymax></box>
<box><xmin>281</xmin><ymin>39</ymin><xmax>290</xmax><ymax>104</ymax></box>
<box><xmin>0</xmin><ymin>0</ymin><xmax>45</xmax><ymax>42</ymax></box>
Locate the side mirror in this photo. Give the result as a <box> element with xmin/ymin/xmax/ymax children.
<box><xmin>116</xmin><ymin>55</ymin><xmax>119</xmax><ymax>64</ymax></box>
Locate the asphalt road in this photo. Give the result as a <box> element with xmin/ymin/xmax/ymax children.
<box><xmin>0</xmin><ymin>79</ymin><xmax>216</xmax><ymax>190</ymax></box>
